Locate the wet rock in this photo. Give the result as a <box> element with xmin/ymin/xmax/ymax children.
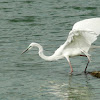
<box><xmin>89</xmin><ymin>71</ymin><xmax>100</xmax><ymax>78</ymax></box>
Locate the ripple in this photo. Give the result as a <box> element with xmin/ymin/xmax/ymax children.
<box><xmin>9</xmin><ymin>16</ymin><xmax>35</xmax><ymax>23</ymax></box>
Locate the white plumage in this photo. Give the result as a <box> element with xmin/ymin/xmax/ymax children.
<box><xmin>22</xmin><ymin>18</ymin><xmax>100</xmax><ymax>74</ymax></box>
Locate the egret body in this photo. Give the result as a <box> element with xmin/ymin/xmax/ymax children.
<box><xmin>22</xmin><ymin>18</ymin><xmax>100</xmax><ymax>74</ymax></box>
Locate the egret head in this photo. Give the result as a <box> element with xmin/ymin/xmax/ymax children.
<box><xmin>21</xmin><ymin>43</ymin><xmax>36</xmax><ymax>54</ymax></box>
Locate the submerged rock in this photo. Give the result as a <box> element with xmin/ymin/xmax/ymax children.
<box><xmin>89</xmin><ymin>71</ymin><xmax>100</xmax><ymax>78</ymax></box>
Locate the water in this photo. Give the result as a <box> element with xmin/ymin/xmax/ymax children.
<box><xmin>0</xmin><ymin>0</ymin><xmax>100</xmax><ymax>100</ymax></box>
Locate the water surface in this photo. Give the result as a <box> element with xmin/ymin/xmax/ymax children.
<box><xmin>0</xmin><ymin>0</ymin><xmax>100</xmax><ymax>100</ymax></box>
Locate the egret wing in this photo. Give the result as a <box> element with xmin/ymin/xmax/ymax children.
<box><xmin>64</xmin><ymin>30</ymin><xmax>99</xmax><ymax>52</ymax></box>
<box><xmin>73</xmin><ymin>18</ymin><xmax>100</xmax><ymax>36</ymax></box>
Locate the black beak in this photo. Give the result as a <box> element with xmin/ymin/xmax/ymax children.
<box><xmin>21</xmin><ymin>48</ymin><xmax>29</xmax><ymax>55</ymax></box>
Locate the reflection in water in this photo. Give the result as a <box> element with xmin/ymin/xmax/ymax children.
<box><xmin>66</xmin><ymin>76</ymin><xmax>92</xmax><ymax>100</ymax></box>
<box><xmin>41</xmin><ymin>76</ymin><xmax>92</xmax><ymax>100</ymax></box>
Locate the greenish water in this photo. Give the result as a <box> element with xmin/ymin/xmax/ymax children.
<box><xmin>0</xmin><ymin>0</ymin><xmax>100</xmax><ymax>100</ymax></box>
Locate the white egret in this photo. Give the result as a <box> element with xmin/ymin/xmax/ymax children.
<box><xmin>22</xmin><ymin>18</ymin><xmax>100</xmax><ymax>74</ymax></box>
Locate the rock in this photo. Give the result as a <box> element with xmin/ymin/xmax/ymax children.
<box><xmin>89</xmin><ymin>71</ymin><xmax>100</xmax><ymax>78</ymax></box>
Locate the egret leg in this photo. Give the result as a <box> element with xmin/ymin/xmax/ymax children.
<box><xmin>80</xmin><ymin>55</ymin><xmax>90</xmax><ymax>73</ymax></box>
<box><xmin>66</xmin><ymin>57</ymin><xmax>73</xmax><ymax>74</ymax></box>
<box><xmin>68</xmin><ymin>61</ymin><xmax>73</xmax><ymax>74</ymax></box>
<box><xmin>80</xmin><ymin>55</ymin><xmax>87</xmax><ymax>57</ymax></box>
<box><xmin>84</xmin><ymin>60</ymin><xmax>90</xmax><ymax>73</ymax></box>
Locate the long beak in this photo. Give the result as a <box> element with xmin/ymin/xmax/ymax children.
<box><xmin>21</xmin><ymin>48</ymin><xmax>29</xmax><ymax>55</ymax></box>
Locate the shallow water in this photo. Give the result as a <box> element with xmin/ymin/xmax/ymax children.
<box><xmin>0</xmin><ymin>0</ymin><xmax>100</xmax><ymax>100</ymax></box>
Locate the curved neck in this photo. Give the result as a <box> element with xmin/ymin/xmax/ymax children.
<box><xmin>33</xmin><ymin>43</ymin><xmax>56</xmax><ymax>61</ymax></box>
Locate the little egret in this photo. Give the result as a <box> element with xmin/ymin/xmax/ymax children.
<box><xmin>22</xmin><ymin>18</ymin><xmax>100</xmax><ymax>74</ymax></box>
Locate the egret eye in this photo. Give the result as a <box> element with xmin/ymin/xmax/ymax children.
<box><xmin>28</xmin><ymin>46</ymin><xmax>32</xmax><ymax>48</ymax></box>
<box><xmin>28</xmin><ymin>46</ymin><xmax>32</xmax><ymax>50</ymax></box>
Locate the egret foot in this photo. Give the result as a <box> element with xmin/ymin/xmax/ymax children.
<box><xmin>69</xmin><ymin>69</ymin><xmax>73</xmax><ymax>75</ymax></box>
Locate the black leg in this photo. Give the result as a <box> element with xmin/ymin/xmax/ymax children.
<box><xmin>84</xmin><ymin>60</ymin><xmax>90</xmax><ymax>73</ymax></box>
<box><xmin>80</xmin><ymin>55</ymin><xmax>90</xmax><ymax>73</ymax></box>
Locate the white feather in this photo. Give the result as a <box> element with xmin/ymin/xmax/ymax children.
<box><xmin>61</xmin><ymin>18</ymin><xmax>100</xmax><ymax>57</ymax></box>
<box><xmin>22</xmin><ymin>18</ymin><xmax>100</xmax><ymax>73</ymax></box>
